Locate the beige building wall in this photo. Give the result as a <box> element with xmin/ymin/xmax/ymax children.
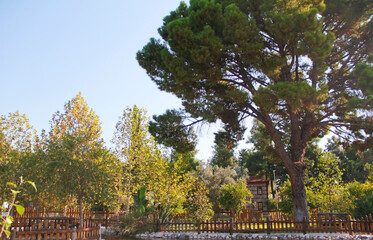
<box><xmin>247</xmin><ymin>178</ymin><xmax>269</xmax><ymax>211</ymax></box>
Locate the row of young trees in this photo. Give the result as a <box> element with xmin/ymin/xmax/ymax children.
<box><xmin>1</xmin><ymin>93</ymin><xmax>254</xmax><ymax>233</ymax></box>
<box><xmin>0</xmin><ymin>95</ymin><xmax>190</xmax><ymax>219</ymax></box>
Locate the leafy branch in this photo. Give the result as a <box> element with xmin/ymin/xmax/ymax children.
<box><xmin>0</xmin><ymin>177</ymin><xmax>37</xmax><ymax>237</ymax></box>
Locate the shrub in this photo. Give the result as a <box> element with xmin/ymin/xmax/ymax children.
<box><xmin>217</xmin><ymin>180</ymin><xmax>252</xmax><ymax>218</ymax></box>
<box><xmin>184</xmin><ymin>181</ymin><xmax>214</xmax><ymax>223</ymax></box>
<box><xmin>351</xmin><ymin>188</ymin><xmax>373</xmax><ymax>218</ymax></box>
<box><xmin>119</xmin><ymin>213</ymin><xmax>155</xmax><ymax>236</ymax></box>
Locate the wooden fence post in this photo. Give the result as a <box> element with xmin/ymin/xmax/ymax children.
<box><xmin>71</xmin><ymin>226</ymin><xmax>77</xmax><ymax>240</ymax></box>
<box><xmin>105</xmin><ymin>214</ymin><xmax>108</xmax><ymax>229</ymax></box>
<box><xmin>10</xmin><ymin>229</ymin><xmax>16</xmax><ymax>240</ymax></box>
<box><xmin>229</xmin><ymin>218</ymin><xmax>233</xmax><ymax>235</ymax></box>
<box><xmin>346</xmin><ymin>215</ymin><xmax>353</xmax><ymax>236</ymax></box>
<box><xmin>267</xmin><ymin>217</ymin><xmax>271</xmax><ymax>235</ymax></box>
<box><xmin>197</xmin><ymin>221</ymin><xmax>200</xmax><ymax>235</ymax></box>
<box><xmin>302</xmin><ymin>217</ymin><xmax>307</xmax><ymax>235</ymax></box>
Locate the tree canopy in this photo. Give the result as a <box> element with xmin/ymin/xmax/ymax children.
<box><xmin>112</xmin><ymin>106</ymin><xmax>198</xmax><ymax>219</ymax></box>
<box><xmin>0</xmin><ymin>112</ymin><xmax>36</xmax><ymax>201</ymax></box>
<box><xmin>137</xmin><ymin>0</ymin><xmax>373</xmax><ymax>220</ymax></box>
<box><xmin>217</xmin><ymin>180</ymin><xmax>252</xmax><ymax>218</ymax></box>
<box><xmin>41</xmin><ymin>93</ymin><xmax>121</xmax><ymax>223</ymax></box>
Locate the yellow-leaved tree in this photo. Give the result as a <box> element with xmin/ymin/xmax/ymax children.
<box><xmin>112</xmin><ymin>106</ymin><xmax>197</xmax><ymax>223</ymax></box>
<box><xmin>0</xmin><ymin>112</ymin><xmax>36</xmax><ymax>202</ymax></box>
<box><xmin>43</xmin><ymin>93</ymin><xmax>122</xmax><ymax>225</ymax></box>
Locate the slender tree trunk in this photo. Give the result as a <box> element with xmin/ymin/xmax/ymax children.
<box><xmin>79</xmin><ymin>196</ymin><xmax>83</xmax><ymax>228</ymax></box>
<box><xmin>271</xmin><ymin>178</ymin><xmax>275</xmax><ymax>199</ymax></box>
<box><xmin>269</xmin><ymin>164</ymin><xmax>275</xmax><ymax>199</ymax></box>
<box><xmin>124</xmin><ymin>163</ymin><xmax>133</xmax><ymax>217</ymax></box>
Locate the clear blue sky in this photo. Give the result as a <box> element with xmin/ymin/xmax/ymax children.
<box><xmin>0</xmin><ymin>0</ymin><xmax>228</xmax><ymax>161</ymax></box>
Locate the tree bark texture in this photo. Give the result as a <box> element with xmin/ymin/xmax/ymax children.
<box><xmin>266</xmin><ymin>121</ymin><xmax>309</xmax><ymax>221</ymax></box>
<box><xmin>79</xmin><ymin>196</ymin><xmax>83</xmax><ymax>227</ymax></box>
<box><xmin>289</xmin><ymin>167</ymin><xmax>309</xmax><ymax>221</ymax></box>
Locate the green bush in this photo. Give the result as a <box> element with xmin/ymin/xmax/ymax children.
<box><xmin>276</xmin><ymin>180</ymin><xmax>294</xmax><ymax>215</ymax></box>
<box><xmin>351</xmin><ymin>188</ymin><xmax>373</xmax><ymax>218</ymax></box>
<box><xmin>184</xmin><ymin>181</ymin><xmax>214</xmax><ymax>223</ymax></box>
<box><xmin>119</xmin><ymin>213</ymin><xmax>155</xmax><ymax>236</ymax></box>
<box><xmin>345</xmin><ymin>181</ymin><xmax>373</xmax><ymax>218</ymax></box>
<box><xmin>217</xmin><ymin>180</ymin><xmax>252</xmax><ymax>218</ymax></box>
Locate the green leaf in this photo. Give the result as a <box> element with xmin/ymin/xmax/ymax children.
<box><xmin>6</xmin><ymin>182</ymin><xmax>17</xmax><ymax>188</ymax></box>
<box><xmin>4</xmin><ymin>216</ymin><xmax>13</xmax><ymax>225</ymax></box>
<box><xmin>15</xmin><ymin>204</ymin><xmax>25</xmax><ymax>216</ymax></box>
<box><xmin>25</xmin><ymin>181</ymin><xmax>37</xmax><ymax>192</ymax></box>
<box><xmin>3</xmin><ymin>230</ymin><xmax>10</xmax><ymax>237</ymax></box>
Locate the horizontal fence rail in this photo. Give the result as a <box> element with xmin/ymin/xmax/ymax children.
<box><xmin>161</xmin><ymin>214</ymin><xmax>373</xmax><ymax>235</ymax></box>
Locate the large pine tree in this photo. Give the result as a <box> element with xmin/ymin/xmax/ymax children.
<box><xmin>137</xmin><ymin>0</ymin><xmax>373</xmax><ymax>220</ymax></box>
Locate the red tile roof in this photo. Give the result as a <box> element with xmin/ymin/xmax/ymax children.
<box><xmin>247</xmin><ymin>176</ymin><xmax>268</xmax><ymax>184</ymax></box>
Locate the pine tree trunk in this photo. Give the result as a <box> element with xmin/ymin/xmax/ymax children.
<box><xmin>266</xmin><ymin>124</ymin><xmax>309</xmax><ymax>221</ymax></box>
<box><xmin>289</xmin><ymin>166</ymin><xmax>309</xmax><ymax>221</ymax></box>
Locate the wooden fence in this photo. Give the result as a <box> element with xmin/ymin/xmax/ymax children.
<box><xmin>1</xmin><ymin>217</ymin><xmax>100</xmax><ymax>240</ymax></box>
<box><xmin>160</xmin><ymin>214</ymin><xmax>373</xmax><ymax>235</ymax></box>
<box><xmin>215</xmin><ymin>209</ymin><xmax>264</xmax><ymax>221</ymax></box>
<box><xmin>210</xmin><ymin>209</ymin><xmax>319</xmax><ymax>222</ymax></box>
<box><xmin>13</xmin><ymin>208</ymin><xmax>119</xmax><ymax>228</ymax></box>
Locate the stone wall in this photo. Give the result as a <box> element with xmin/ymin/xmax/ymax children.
<box><xmin>137</xmin><ymin>232</ymin><xmax>373</xmax><ymax>240</ymax></box>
